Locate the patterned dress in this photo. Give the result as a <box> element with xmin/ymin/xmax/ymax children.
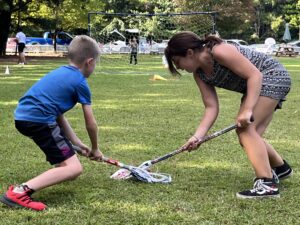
<box><xmin>197</xmin><ymin>44</ymin><xmax>291</xmax><ymax>108</ymax></box>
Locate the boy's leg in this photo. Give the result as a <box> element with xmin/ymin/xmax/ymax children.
<box><xmin>25</xmin><ymin>155</ymin><xmax>82</xmax><ymax>191</ymax></box>
<box><xmin>23</xmin><ymin>122</ymin><xmax>83</xmax><ymax>191</ymax></box>
<box><xmin>0</xmin><ymin>155</ymin><xmax>82</xmax><ymax>211</ymax></box>
<box><xmin>0</xmin><ymin>121</ymin><xmax>83</xmax><ymax>210</ymax></box>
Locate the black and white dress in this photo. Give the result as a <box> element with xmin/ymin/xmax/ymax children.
<box><xmin>197</xmin><ymin>44</ymin><xmax>291</xmax><ymax>109</ymax></box>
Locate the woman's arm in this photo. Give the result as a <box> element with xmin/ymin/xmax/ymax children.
<box><xmin>212</xmin><ymin>44</ymin><xmax>262</xmax><ymax>127</ymax></box>
<box><xmin>193</xmin><ymin>74</ymin><xmax>219</xmax><ymax>139</ymax></box>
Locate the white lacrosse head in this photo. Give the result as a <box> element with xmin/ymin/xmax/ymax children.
<box><xmin>110</xmin><ymin>168</ymin><xmax>132</xmax><ymax>180</ymax></box>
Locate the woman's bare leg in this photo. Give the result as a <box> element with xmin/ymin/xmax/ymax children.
<box><xmin>237</xmin><ymin>96</ymin><xmax>282</xmax><ymax>178</ymax></box>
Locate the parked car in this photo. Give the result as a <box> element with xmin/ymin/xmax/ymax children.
<box><xmin>26</xmin><ymin>31</ymin><xmax>73</xmax><ymax>45</ymax></box>
<box><xmin>101</xmin><ymin>40</ymin><xmax>127</xmax><ymax>53</ymax></box>
<box><xmin>6</xmin><ymin>31</ymin><xmax>73</xmax><ymax>53</ymax></box>
<box><xmin>224</xmin><ymin>39</ymin><xmax>249</xmax><ymax>46</ymax></box>
<box><xmin>249</xmin><ymin>44</ymin><xmax>276</xmax><ymax>54</ymax></box>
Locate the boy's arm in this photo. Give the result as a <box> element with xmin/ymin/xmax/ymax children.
<box><xmin>56</xmin><ymin>114</ymin><xmax>82</xmax><ymax>145</ymax></box>
<box><xmin>56</xmin><ymin>115</ymin><xmax>90</xmax><ymax>156</ymax></box>
<box><xmin>82</xmin><ymin>104</ymin><xmax>103</xmax><ymax>160</ymax></box>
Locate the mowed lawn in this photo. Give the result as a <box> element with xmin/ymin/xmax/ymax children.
<box><xmin>0</xmin><ymin>55</ymin><xmax>299</xmax><ymax>225</ymax></box>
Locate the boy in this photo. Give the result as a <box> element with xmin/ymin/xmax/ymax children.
<box><xmin>0</xmin><ymin>35</ymin><xmax>103</xmax><ymax>211</ymax></box>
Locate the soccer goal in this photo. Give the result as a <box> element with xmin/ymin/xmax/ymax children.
<box><xmin>88</xmin><ymin>12</ymin><xmax>217</xmax><ymax>75</ymax></box>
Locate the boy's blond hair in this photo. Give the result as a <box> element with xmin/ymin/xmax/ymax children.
<box><xmin>68</xmin><ymin>35</ymin><xmax>100</xmax><ymax>65</ymax></box>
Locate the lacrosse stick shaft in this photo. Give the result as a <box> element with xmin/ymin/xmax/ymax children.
<box><xmin>73</xmin><ymin>145</ymin><xmax>171</xmax><ymax>183</ymax></box>
<box><xmin>72</xmin><ymin>145</ymin><xmax>130</xmax><ymax>169</ymax></box>
<box><xmin>149</xmin><ymin>124</ymin><xmax>238</xmax><ymax>165</ymax></box>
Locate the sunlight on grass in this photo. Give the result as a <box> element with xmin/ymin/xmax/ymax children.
<box><xmin>101</xmin><ymin>126</ymin><xmax>121</xmax><ymax>131</ymax></box>
<box><xmin>176</xmin><ymin>161</ymin><xmax>240</xmax><ymax>169</ymax></box>
<box><xmin>0</xmin><ymin>76</ymin><xmax>26</xmax><ymax>80</ymax></box>
<box><xmin>91</xmin><ymin>200</ymin><xmax>162</xmax><ymax>214</ymax></box>
<box><xmin>270</xmin><ymin>139</ymin><xmax>300</xmax><ymax>146</ymax></box>
<box><xmin>113</xmin><ymin>143</ymin><xmax>149</xmax><ymax>151</ymax></box>
<box><xmin>0</xmin><ymin>100</ymin><xmax>18</xmax><ymax>106</ymax></box>
<box><xmin>141</xmin><ymin>93</ymin><xmax>170</xmax><ymax>97</ymax></box>
<box><xmin>284</xmin><ymin>64</ymin><xmax>300</xmax><ymax>67</ymax></box>
<box><xmin>98</xmin><ymin>104</ymin><xmax>120</xmax><ymax>109</ymax></box>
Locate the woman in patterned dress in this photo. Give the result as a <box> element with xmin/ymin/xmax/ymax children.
<box><xmin>164</xmin><ymin>31</ymin><xmax>292</xmax><ymax>199</ymax></box>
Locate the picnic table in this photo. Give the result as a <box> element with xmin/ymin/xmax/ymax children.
<box><xmin>275</xmin><ymin>45</ymin><xmax>299</xmax><ymax>57</ymax></box>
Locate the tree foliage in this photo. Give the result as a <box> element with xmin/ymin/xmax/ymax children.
<box><xmin>0</xmin><ymin>0</ymin><xmax>299</xmax><ymax>55</ymax></box>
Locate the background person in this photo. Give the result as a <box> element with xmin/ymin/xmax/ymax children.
<box><xmin>0</xmin><ymin>35</ymin><xmax>103</xmax><ymax>211</ymax></box>
<box><xmin>164</xmin><ymin>31</ymin><xmax>292</xmax><ymax>199</ymax></box>
<box><xmin>129</xmin><ymin>37</ymin><xmax>138</xmax><ymax>65</ymax></box>
<box><xmin>16</xmin><ymin>27</ymin><xmax>26</xmax><ymax>65</ymax></box>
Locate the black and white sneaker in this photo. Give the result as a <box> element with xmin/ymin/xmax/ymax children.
<box><xmin>272</xmin><ymin>160</ymin><xmax>293</xmax><ymax>180</ymax></box>
<box><xmin>253</xmin><ymin>169</ymin><xmax>279</xmax><ymax>184</ymax></box>
<box><xmin>236</xmin><ymin>178</ymin><xmax>280</xmax><ymax>199</ymax></box>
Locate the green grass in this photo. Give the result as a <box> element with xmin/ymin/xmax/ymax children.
<box><xmin>0</xmin><ymin>55</ymin><xmax>299</xmax><ymax>225</ymax></box>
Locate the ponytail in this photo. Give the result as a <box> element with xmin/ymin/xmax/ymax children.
<box><xmin>165</xmin><ymin>31</ymin><xmax>223</xmax><ymax>76</ymax></box>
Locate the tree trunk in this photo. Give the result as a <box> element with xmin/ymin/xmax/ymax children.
<box><xmin>0</xmin><ymin>3</ymin><xmax>13</xmax><ymax>56</ymax></box>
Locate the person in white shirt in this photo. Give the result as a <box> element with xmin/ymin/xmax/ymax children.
<box><xmin>16</xmin><ymin>27</ymin><xmax>26</xmax><ymax>65</ymax></box>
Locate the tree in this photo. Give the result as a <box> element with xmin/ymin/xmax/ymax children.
<box><xmin>173</xmin><ymin>0</ymin><xmax>255</xmax><ymax>40</ymax></box>
<box><xmin>253</xmin><ymin>0</ymin><xmax>300</xmax><ymax>41</ymax></box>
<box><xmin>0</xmin><ymin>0</ymin><xmax>32</xmax><ymax>56</ymax></box>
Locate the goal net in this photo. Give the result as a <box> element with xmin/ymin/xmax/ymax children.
<box><xmin>88</xmin><ymin>12</ymin><xmax>217</xmax><ymax>75</ymax></box>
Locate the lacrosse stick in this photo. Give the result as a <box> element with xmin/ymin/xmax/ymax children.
<box><xmin>111</xmin><ymin>123</ymin><xmax>238</xmax><ymax>180</ymax></box>
<box><xmin>72</xmin><ymin>145</ymin><xmax>171</xmax><ymax>183</ymax></box>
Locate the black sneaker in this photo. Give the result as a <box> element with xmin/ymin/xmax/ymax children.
<box><xmin>272</xmin><ymin>160</ymin><xmax>293</xmax><ymax>180</ymax></box>
<box><xmin>236</xmin><ymin>178</ymin><xmax>280</xmax><ymax>199</ymax></box>
<box><xmin>253</xmin><ymin>169</ymin><xmax>279</xmax><ymax>184</ymax></box>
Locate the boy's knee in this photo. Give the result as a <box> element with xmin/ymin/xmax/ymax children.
<box><xmin>67</xmin><ymin>164</ymin><xmax>83</xmax><ymax>180</ymax></box>
<box><xmin>72</xmin><ymin>164</ymin><xmax>83</xmax><ymax>179</ymax></box>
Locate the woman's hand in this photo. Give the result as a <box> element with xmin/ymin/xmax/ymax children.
<box><xmin>236</xmin><ymin>110</ymin><xmax>253</xmax><ymax>128</ymax></box>
<box><xmin>182</xmin><ymin>135</ymin><xmax>202</xmax><ymax>152</ymax></box>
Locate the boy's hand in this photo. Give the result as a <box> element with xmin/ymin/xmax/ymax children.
<box><xmin>89</xmin><ymin>149</ymin><xmax>103</xmax><ymax>162</ymax></box>
<box><xmin>73</xmin><ymin>143</ymin><xmax>90</xmax><ymax>157</ymax></box>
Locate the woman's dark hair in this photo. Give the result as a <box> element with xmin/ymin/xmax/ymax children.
<box><xmin>164</xmin><ymin>31</ymin><xmax>223</xmax><ymax>76</ymax></box>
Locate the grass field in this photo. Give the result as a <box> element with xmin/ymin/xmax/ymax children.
<box><xmin>0</xmin><ymin>55</ymin><xmax>299</xmax><ymax>225</ymax></box>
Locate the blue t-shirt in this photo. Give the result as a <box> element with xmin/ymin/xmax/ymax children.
<box><xmin>14</xmin><ymin>65</ymin><xmax>91</xmax><ymax>124</ymax></box>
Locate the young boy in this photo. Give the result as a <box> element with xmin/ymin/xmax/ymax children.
<box><xmin>0</xmin><ymin>35</ymin><xmax>103</xmax><ymax>211</ymax></box>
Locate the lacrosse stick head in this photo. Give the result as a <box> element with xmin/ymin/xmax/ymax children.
<box><xmin>130</xmin><ymin>167</ymin><xmax>172</xmax><ymax>183</ymax></box>
<box><xmin>110</xmin><ymin>160</ymin><xmax>153</xmax><ymax>180</ymax></box>
<box><xmin>110</xmin><ymin>168</ymin><xmax>132</xmax><ymax>180</ymax></box>
<box><xmin>138</xmin><ymin>160</ymin><xmax>152</xmax><ymax>170</ymax></box>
